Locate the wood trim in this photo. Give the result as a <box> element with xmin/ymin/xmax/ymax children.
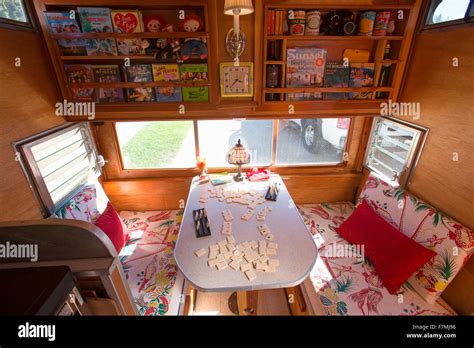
<box><xmin>237</xmin><ymin>290</ymin><xmax>258</xmax><ymax>315</ymax></box>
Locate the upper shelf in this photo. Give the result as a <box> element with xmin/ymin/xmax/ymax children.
<box><xmin>266</xmin><ymin>35</ymin><xmax>405</xmax><ymax>41</ymax></box>
<box><xmin>49</xmin><ymin>32</ymin><xmax>209</xmax><ymax>39</ymax></box>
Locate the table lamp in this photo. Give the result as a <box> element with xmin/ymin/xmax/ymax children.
<box><xmin>226</xmin><ymin>139</ymin><xmax>250</xmax><ymax>181</ymax></box>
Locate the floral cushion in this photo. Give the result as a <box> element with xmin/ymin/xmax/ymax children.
<box><xmin>359</xmin><ymin>173</ymin><xmax>473</xmax><ymax>304</ymax></box>
<box><xmin>297</xmin><ymin>203</ymin><xmax>453</xmax><ymax>315</ymax></box>
<box><xmin>55</xmin><ymin>180</ymin><xmax>109</xmax><ymax>224</ymax></box>
<box><xmin>119</xmin><ymin>210</ymin><xmax>185</xmax><ymax>316</ymax></box>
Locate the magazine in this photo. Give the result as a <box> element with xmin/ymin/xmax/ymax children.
<box><xmin>286</xmin><ymin>48</ymin><xmax>327</xmax><ymax>101</ymax></box>
<box><xmin>323</xmin><ymin>61</ymin><xmax>350</xmax><ymax>100</ymax></box>
<box><xmin>125</xmin><ymin>64</ymin><xmax>153</xmax><ymax>83</ymax></box>
<box><xmin>152</xmin><ymin>64</ymin><xmax>182</xmax><ymax>102</ymax></box>
<box><xmin>64</xmin><ymin>64</ymin><xmax>95</xmax><ymax>102</ymax></box>
<box><xmin>349</xmin><ymin>63</ymin><xmax>375</xmax><ymax>99</ymax></box>
<box><xmin>44</xmin><ymin>12</ymin><xmax>86</xmax><ymax>56</ymax></box>
<box><xmin>127</xmin><ymin>87</ymin><xmax>156</xmax><ymax>102</ymax></box>
<box><xmin>180</xmin><ymin>64</ymin><xmax>208</xmax><ymax>102</ymax></box>
<box><xmin>92</xmin><ymin>65</ymin><xmax>124</xmax><ymax>103</ymax></box>
<box><xmin>111</xmin><ymin>10</ymin><xmax>143</xmax><ymax>33</ymax></box>
<box><xmin>77</xmin><ymin>7</ymin><xmax>117</xmax><ymax>56</ymax></box>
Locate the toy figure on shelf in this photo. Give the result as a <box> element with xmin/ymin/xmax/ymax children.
<box><xmin>142</xmin><ymin>16</ymin><xmax>182</xmax><ymax>62</ymax></box>
<box><xmin>163</xmin><ymin>23</ymin><xmax>182</xmax><ymax>62</ymax></box>
<box><xmin>180</xmin><ymin>14</ymin><xmax>208</xmax><ymax>61</ymax></box>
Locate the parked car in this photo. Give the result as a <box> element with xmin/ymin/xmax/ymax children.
<box><xmin>290</xmin><ymin>118</ymin><xmax>349</xmax><ymax>154</ymax></box>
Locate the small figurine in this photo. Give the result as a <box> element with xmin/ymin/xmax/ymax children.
<box><xmin>142</xmin><ymin>15</ymin><xmax>167</xmax><ymax>58</ymax></box>
<box><xmin>180</xmin><ymin>14</ymin><xmax>208</xmax><ymax>61</ymax></box>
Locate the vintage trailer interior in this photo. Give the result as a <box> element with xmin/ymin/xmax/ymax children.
<box><xmin>0</xmin><ymin>0</ymin><xmax>473</xmax><ymax>325</ymax></box>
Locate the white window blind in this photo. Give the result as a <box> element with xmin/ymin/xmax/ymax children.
<box><xmin>16</xmin><ymin>123</ymin><xmax>101</xmax><ymax>216</ymax></box>
<box><xmin>364</xmin><ymin>117</ymin><xmax>427</xmax><ymax>186</ymax></box>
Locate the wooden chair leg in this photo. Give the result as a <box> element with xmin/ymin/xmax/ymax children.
<box><xmin>285</xmin><ymin>285</ymin><xmax>308</xmax><ymax>316</ymax></box>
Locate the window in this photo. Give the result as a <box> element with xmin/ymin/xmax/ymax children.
<box><xmin>114</xmin><ymin>118</ymin><xmax>352</xmax><ymax>170</ymax></box>
<box><xmin>197</xmin><ymin>120</ymin><xmax>273</xmax><ymax>167</ymax></box>
<box><xmin>0</xmin><ymin>0</ymin><xmax>35</xmax><ymax>30</ymax></box>
<box><xmin>423</xmin><ymin>0</ymin><xmax>473</xmax><ymax>28</ymax></box>
<box><xmin>364</xmin><ymin>117</ymin><xmax>427</xmax><ymax>186</ymax></box>
<box><xmin>14</xmin><ymin>123</ymin><xmax>102</xmax><ymax>216</ymax></box>
<box><xmin>115</xmin><ymin>121</ymin><xmax>196</xmax><ymax>169</ymax></box>
<box><xmin>276</xmin><ymin>118</ymin><xmax>350</xmax><ymax>165</ymax></box>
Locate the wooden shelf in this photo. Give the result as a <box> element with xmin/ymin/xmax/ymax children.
<box><xmin>266</xmin><ymin>4</ymin><xmax>414</xmax><ymax>10</ymax></box>
<box><xmin>50</xmin><ymin>32</ymin><xmax>209</xmax><ymax>39</ymax></box>
<box><xmin>61</xmin><ymin>55</ymin><xmax>156</xmax><ymax>61</ymax></box>
<box><xmin>69</xmin><ymin>81</ymin><xmax>211</xmax><ymax>88</ymax></box>
<box><xmin>263</xmin><ymin>87</ymin><xmax>393</xmax><ymax>93</ymax></box>
<box><xmin>267</xmin><ymin>35</ymin><xmax>405</xmax><ymax>41</ymax></box>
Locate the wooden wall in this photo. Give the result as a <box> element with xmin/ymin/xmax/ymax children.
<box><xmin>399</xmin><ymin>24</ymin><xmax>474</xmax><ymax>315</ymax></box>
<box><xmin>0</xmin><ymin>28</ymin><xmax>64</xmax><ymax>222</ymax></box>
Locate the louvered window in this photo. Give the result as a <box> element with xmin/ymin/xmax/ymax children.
<box><xmin>364</xmin><ymin>117</ymin><xmax>427</xmax><ymax>187</ymax></box>
<box><xmin>14</xmin><ymin>123</ymin><xmax>101</xmax><ymax>216</ymax></box>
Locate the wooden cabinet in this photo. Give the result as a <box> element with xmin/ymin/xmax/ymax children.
<box><xmin>32</xmin><ymin>0</ymin><xmax>422</xmax><ymax>120</ymax></box>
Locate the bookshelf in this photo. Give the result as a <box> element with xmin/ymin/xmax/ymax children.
<box><xmin>261</xmin><ymin>1</ymin><xmax>420</xmax><ymax>109</ymax></box>
<box><xmin>32</xmin><ymin>0</ymin><xmax>213</xmax><ymax>107</ymax></box>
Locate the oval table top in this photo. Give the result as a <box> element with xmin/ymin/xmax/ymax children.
<box><xmin>174</xmin><ymin>174</ymin><xmax>317</xmax><ymax>292</ymax></box>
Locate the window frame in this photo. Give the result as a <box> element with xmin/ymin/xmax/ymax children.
<box><xmin>113</xmin><ymin>117</ymin><xmax>354</xmax><ymax>172</ymax></box>
<box><xmin>420</xmin><ymin>0</ymin><xmax>474</xmax><ymax>31</ymax></box>
<box><xmin>363</xmin><ymin>116</ymin><xmax>429</xmax><ymax>188</ymax></box>
<box><xmin>12</xmin><ymin>122</ymin><xmax>101</xmax><ymax>217</ymax></box>
<box><xmin>0</xmin><ymin>0</ymin><xmax>37</xmax><ymax>31</ymax></box>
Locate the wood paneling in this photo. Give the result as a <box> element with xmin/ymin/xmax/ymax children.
<box><xmin>103</xmin><ymin>178</ymin><xmax>193</xmax><ymax>211</ymax></box>
<box><xmin>400</xmin><ymin>25</ymin><xmax>474</xmax><ymax>230</ymax></box>
<box><xmin>104</xmin><ymin>173</ymin><xmax>361</xmax><ymax>211</ymax></box>
<box><xmin>0</xmin><ymin>28</ymin><xmax>63</xmax><ymax>222</ymax></box>
<box><xmin>399</xmin><ymin>25</ymin><xmax>474</xmax><ymax>315</ymax></box>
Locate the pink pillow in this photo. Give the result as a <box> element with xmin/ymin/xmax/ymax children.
<box><xmin>94</xmin><ymin>202</ymin><xmax>125</xmax><ymax>253</ymax></box>
<box><xmin>336</xmin><ymin>200</ymin><xmax>437</xmax><ymax>294</ymax></box>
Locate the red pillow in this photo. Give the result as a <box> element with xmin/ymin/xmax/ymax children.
<box><xmin>94</xmin><ymin>202</ymin><xmax>125</xmax><ymax>253</ymax></box>
<box><xmin>336</xmin><ymin>200</ymin><xmax>436</xmax><ymax>294</ymax></box>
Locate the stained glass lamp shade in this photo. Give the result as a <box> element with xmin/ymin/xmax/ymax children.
<box><xmin>226</xmin><ymin>139</ymin><xmax>250</xmax><ymax>181</ymax></box>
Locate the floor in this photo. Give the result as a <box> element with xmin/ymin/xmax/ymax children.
<box><xmin>192</xmin><ymin>289</ymin><xmax>291</xmax><ymax>316</ymax></box>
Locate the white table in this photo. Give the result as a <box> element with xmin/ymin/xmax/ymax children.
<box><xmin>174</xmin><ymin>174</ymin><xmax>317</xmax><ymax>314</ymax></box>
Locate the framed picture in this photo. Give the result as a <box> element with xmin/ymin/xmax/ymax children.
<box><xmin>220</xmin><ymin>62</ymin><xmax>254</xmax><ymax>98</ymax></box>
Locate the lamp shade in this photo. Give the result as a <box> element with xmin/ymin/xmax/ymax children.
<box><xmin>227</xmin><ymin>139</ymin><xmax>250</xmax><ymax>165</ymax></box>
<box><xmin>224</xmin><ymin>0</ymin><xmax>254</xmax><ymax>16</ymax></box>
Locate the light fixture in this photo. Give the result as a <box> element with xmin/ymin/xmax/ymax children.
<box><xmin>224</xmin><ymin>0</ymin><xmax>254</xmax><ymax>60</ymax></box>
<box><xmin>226</xmin><ymin>139</ymin><xmax>250</xmax><ymax>181</ymax></box>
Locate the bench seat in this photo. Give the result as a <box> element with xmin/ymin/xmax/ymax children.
<box><xmin>297</xmin><ymin>202</ymin><xmax>455</xmax><ymax>315</ymax></box>
<box><xmin>119</xmin><ymin>210</ymin><xmax>186</xmax><ymax>316</ymax></box>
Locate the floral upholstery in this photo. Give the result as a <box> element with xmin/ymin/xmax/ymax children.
<box><xmin>359</xmin><ymin>173</ymin><xmax>473</xmax><ymax>304</ymax></box>
<box><xmin>55</xmin><ymin>181</ymin><xmax>109</xmax><ymax>224</ymax></box>
<box><xmin>119</xmin><ymin>210</ymin><xmax>185</xmax><ymax>316</ymax></box>
<box><xmin>298</xmin><ymin>203</ymin><xmax>454</xmax><ymax>315</ymax></box>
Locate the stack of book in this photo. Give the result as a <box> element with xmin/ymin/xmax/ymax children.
<box><xmin>267</xmin><ymin>9</ymin><xmax>286</xmax><ymax>35</ymax></box>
